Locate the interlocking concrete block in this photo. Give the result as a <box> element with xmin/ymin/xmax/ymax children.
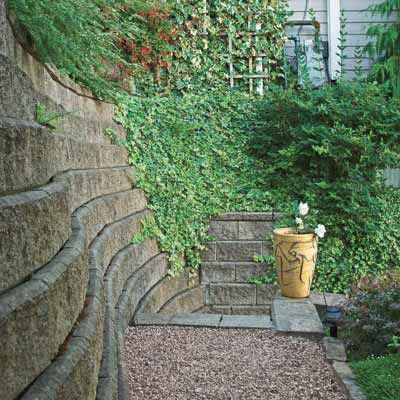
<box><xmin>80</xmin><ymin>189</ymin><xmax>147</xmax><ymax>248</ymax></box>
<box><xmin>208</xmin><ymin>283</ymin><xmax>256</xmax><ymax>305</ymax></box>
<box><xmin>238</xmin><ymin>221</ymin><xmax>273</xmax><ymax>240</ymax></box>
<box><xmin>0</xmin><ymin>185</ymin><xmax>71</xmax><ymax>293</ymax></box>
<box><xmin>0</xmin><ymin>280</ymin><xmax>51</xmax><ymax>400</ymax></box>
<box><xmin>118</xmin><ymin>254</ymin><xmax>170</xmax><ymax>328</ymax></box>
<box><xmin>208</xmin><ymin>220</ymin><xmax>238</xmax><ymax>240</ymax></box>
<box><xmin>201</xmin><ymin>242</ymin><xmax>216</xmax><ymax>261</ymax></box>
<box><xmin>256</xmin><ymin>284</ymin><xmax>278</xmax><ymax>305</ymax></box>
<box><xmin>216</xmin><ymin>241</ymin><xmax>262</xmax><ymax>262</ymax></box>
<box><xmin>261</xmin><ymin>241</ymin><xmax>273</xmax><ymax>256</ymax></box>
<box><xmin>57</xmin><ymin>167</ymin><xmax>133</xmax><ymax>214</ymax></box>
<box><xmin>214</xmin><ymin>212</ymin><xmax>275</xmax><ymax>221</ymax></box>
<box><xmin>207</xmin><ymin>305</ymin><xmax>232</xmax><ymax>315</ymax></box>
<box><xmin>22</xmin><ymin>296</ymin><xmax>105</xmax><ymax>400</ymax></box>
<box><xmin>201</xmin><ymin>262</ymin><xmax>236</xmax><ymax>283</ymax></box>
<box><xmin>134</xmin><ymin>313</ymin><xmax>174</xmax><ymax>326</ymax></box>
<box><xmin>0</xmin><ymin>117</ymin><xmax>127</xmax><ymax>195</ymax></box>
<box><xmin>104</xmin><ymin>239</ymin><xmax>159</xmax><ymax>308</ymax></box>
<box><xmin>272</xmin><ymin>298</ymin><xmax>324</xmax><ymax>336</ymax></box>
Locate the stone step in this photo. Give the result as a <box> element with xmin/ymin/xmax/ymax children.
<box><xmin>0</xmin><ymin>166</ymin><xmax>134</xmax><ymax>293</ymax></box>
<box><xmin>134</xmin><ymin>313</ymin><xmax>274</xmax><ymax>329</ymax></box>
<box><xmin>271</xmin><ymin>297</ymin><xmax>324</xmax><ymax>338</ymax></box>
<box><xmin>0</xmin><ymin>189</ymin><xmax>148</xmax><ymax>400</ymax></box>
<box><xmin>15</xmin><ymin>208</ymin><xmax>151</xmax><ymax>400</ymax></box>
<box><xmin>0</xmin><ymin>117</ymin><xmax>128</xmax><ymax>195</ymax></box>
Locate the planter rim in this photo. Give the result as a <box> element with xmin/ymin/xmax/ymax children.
<box><xmin>273</xmin><ymin>227</ymin><xmax>316</xmax><ymax>240</ymax></box>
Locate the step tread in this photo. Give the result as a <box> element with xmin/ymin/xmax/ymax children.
<box><xmin>272</xmin><ymin>298</ymin><xmax>324</xmax><ymax>335</ymax></box>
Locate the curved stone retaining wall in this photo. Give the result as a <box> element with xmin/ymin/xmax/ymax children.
<box><xmin>0</xmin><ymin>3</ymin><xmax>183</xmax><ymax>399</ymax></box>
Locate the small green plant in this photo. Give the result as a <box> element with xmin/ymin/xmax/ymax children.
<box><xmin>353</xmin><ymin>46</ymin><xmax>364</xmax><ymax>80</ymax></box>
<box><xmin>388</xmin><ymin>336</ymin><xmax>400</xmax><ymax>353</ymax></box>
<box><xmin>35</xmin><ymin>102</ymin><xmax>75</xmax><ymax>130</ymax></box>
<box><xmin>336</xmin><ymin>10</ymin><xmax>348</xmax><ymax>79</ymax></box>
<box><xmin>249</xmin><ymin>255</ymin><xmax>277</xmax><ymax>285</ymax></box>
<box><xmin>365</xmin><ymin>0</ymin><xmax>400</xmax><ymax>96</ymax></box>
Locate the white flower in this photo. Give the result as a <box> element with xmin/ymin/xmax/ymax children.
<box><xmin>299</xmin><ymin>202</ymin><xmax>309</xmax><ymax>216</ymax></box>
<box><xmin>315</xmin><ymin>224</ymin><xmax>326</xmax><ymax>238</ymax></box>
<box><xmin>295</xmin><ymin>217</ymin><xmax>303</xmax><ymax>226</ymax></box>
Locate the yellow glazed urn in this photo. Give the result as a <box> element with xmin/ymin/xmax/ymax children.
<box><xmin>273</xmin><ymin>227</ymin><xmax>318</xmax><ymax>298</ymax></box>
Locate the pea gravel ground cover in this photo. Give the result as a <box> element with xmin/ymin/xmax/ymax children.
<box><xmin>124</xmin><ymin>326</ymin><xmax>346</xmax><ymax>400</ymax></box>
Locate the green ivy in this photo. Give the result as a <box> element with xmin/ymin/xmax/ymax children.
<box><xmin>114</xmin><ymin>89</ymin><xmax>273</xmax><ymax>275</ymax></box>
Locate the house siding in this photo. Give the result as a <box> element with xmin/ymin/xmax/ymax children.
<box><xmin>287</xmin><ymin>0</ymin><xmax>396</xmax><ymax>78</ymax></box>
<box><xmin>287</xmin><ymin>0</ymin><xmax>399</xmax><ymax>187</ymax></box>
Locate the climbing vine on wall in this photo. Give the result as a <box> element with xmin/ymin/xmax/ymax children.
<box><xmin>8</xmin><ymin>0</ymin><xmax>290</xmax><ymax>97</ymax></box>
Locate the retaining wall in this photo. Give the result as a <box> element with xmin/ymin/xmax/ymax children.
<box><xmin>0</xmin><ymin>3</ymin><xmax>197</xmax><ymax>399</ymax></box>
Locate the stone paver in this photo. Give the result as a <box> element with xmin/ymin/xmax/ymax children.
<box><xmin>134</xmin><ymin>313</ymin><xmax>174</xmax><ymax>326</ymax></box>
<box><xmin>272</xmin><ymin>298</ymin><xmax>324</xmax><ymax>336</ymax></box>
<box><xmin>333</xmin><ymin>361</ymin><xmax>367</xmax><ymax>400</ymax></box>
<box><xmin>169</xmin><ymin>313</ymin><xmax>221</xmax><ymax>328</ymax></box>
<box><xmin>220</xmin><ymin>315</ymin><xmax>274</xmax><ymax>329</ymax></box>
<box><xmin>323</xmin><ymin>337</ymin><xmax>347</xmax><ymax>362</ymax></box>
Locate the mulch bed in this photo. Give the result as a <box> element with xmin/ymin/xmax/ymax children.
<box><xmin>125</xmin><ymin>326</ymin><xmax>346</xmax><ymax>400</ymax></box>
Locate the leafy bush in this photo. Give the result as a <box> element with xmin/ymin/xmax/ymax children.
<box><xmin>115</xmin><ymin>89</ymin><xmax>273</xmax><ymax>275</ymax></box>
<box><xmin>249</xmin><ymin>82</ymin><xmax>400</xmax><ymax>292</ymax></box>
<box><xmin>365</xmin><ymin>0</ymin><xmax>400</xmax><ymax>97</ymax></box>
<box><xmin>343</xmin><ymin>271</ymin><xmax>400</xmax><ymax>358</ymax></box>
<box><xmin>351</xmin><ymin>353</ymin><xmax>400</xmax><ymax>400</ymax></box>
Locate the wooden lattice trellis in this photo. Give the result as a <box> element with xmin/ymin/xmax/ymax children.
<box><xmin>201</xmin><ymin>0</ymin><xmax>280</xmax><ymax>95</ymax></box>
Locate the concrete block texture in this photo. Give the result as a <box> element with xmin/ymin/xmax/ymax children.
<box><xmin>201</xmin><ymin>262</ymin><xmax>236</xmax><ymax>283</ymax></box>
<box><xmin>238</xmin><ymin>220</ymin><xmax>273</xmax><ymax>240</ymax></box>
<box><xmin>0</xmin><ymin>167</ymin><xmax>134</xmax><ymax>293</ymax></box>
<box><xmin>0</xmin><ymin>117</ymin><xmax>127</xmax><ymax>195</ymax></box>
<box><xmin>208</xmin><ymin>220</ymin><xmax>238</xmax><ymax>240</ymax></box>
<box><xmin>216</xmin><ymin>241</ymin><xmax>262</xmax><ymax>262</ymax></box>
<box><xmin>208</xmin><ymin>283</ymin><xmax>257</xmax><ymax>306</ymax></box>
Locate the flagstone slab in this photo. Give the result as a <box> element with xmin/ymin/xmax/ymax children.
<box><xmin>220</xmin><ymin>315</ymin><xmax>274</xmax><ymax>329</ymax></box>
<box><xmin>272</xmin><ymin>298</ymin><xmax>324</xmax><ymax>336</ymax></box>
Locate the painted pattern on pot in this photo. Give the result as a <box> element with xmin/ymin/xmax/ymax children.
<box><xmin>273</xmin><ymin>228</ymin><xmax>318</xmax><ymax>298</ymax></box>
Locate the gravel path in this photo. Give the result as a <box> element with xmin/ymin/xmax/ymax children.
<box><xmin>124</xmin><ymin>326</ymin><xmax>346</xmax><ymax>400</ymax></box>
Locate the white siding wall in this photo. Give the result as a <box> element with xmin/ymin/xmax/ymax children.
<box><xmin>287</xmin><ymin>0</ymin><xmax>396</xmax><ymax>78</ymax></box>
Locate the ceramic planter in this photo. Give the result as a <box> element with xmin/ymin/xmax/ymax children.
<box><xmin>273</xmin><ymin>227</ymin><xmax>318</xmax><ymax>298</ymax></box>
